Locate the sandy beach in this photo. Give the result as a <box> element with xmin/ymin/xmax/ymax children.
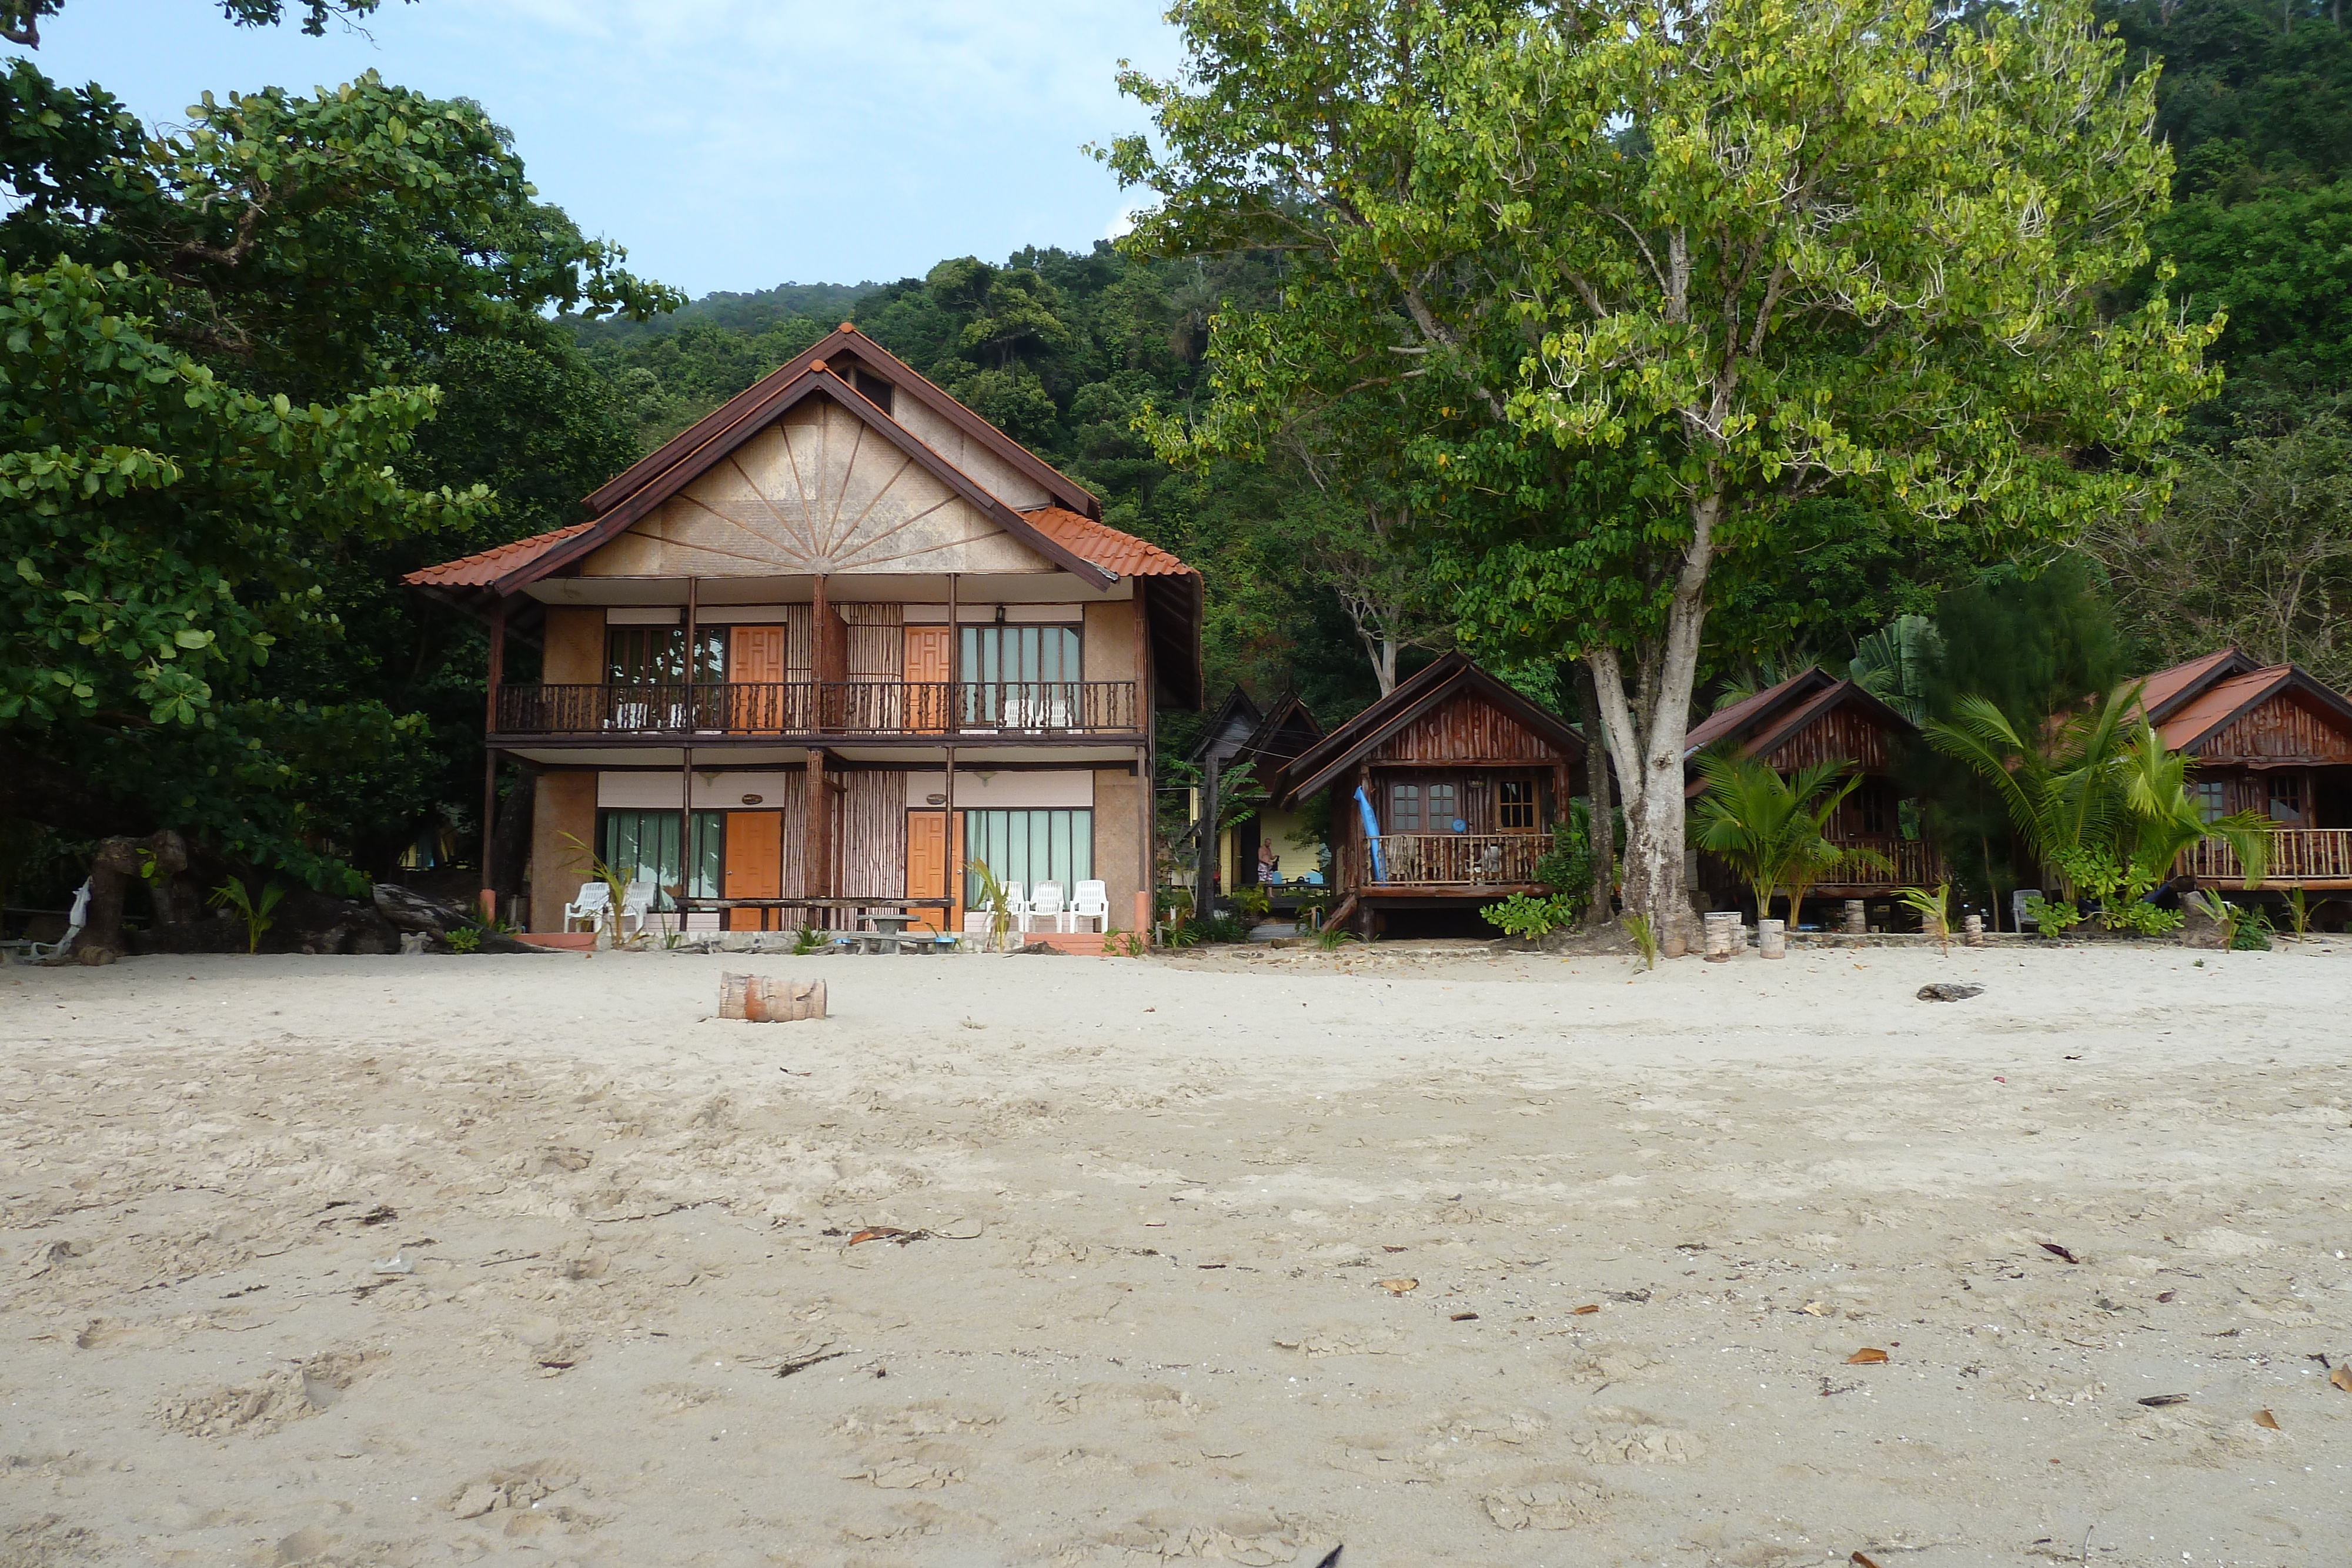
<box><xmin>2</xmin><ymin>941</ymin><xmax>2348</xmax><ymax>1567</ymax></box>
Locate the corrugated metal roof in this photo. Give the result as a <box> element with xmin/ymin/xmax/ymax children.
<box><xmin>2136</xmin><ymin>648</ymin><xmax>2249</xmax><ymax>720</ymax></box>
<box><xmin>402</xmin><ymin>523</ymin><xmax>594</xmax><ymax>587</ymax></box>
<box><xmin>2157</xmin><ymin>665</ymin><xmax>2292</xmax><ymax>752</ymax></box>
<box><xmin>1020</xmin><ymin>506</ymin><xmax>1196</xmax><ymax>578</ymax></box>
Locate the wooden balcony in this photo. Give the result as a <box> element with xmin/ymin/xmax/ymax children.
<box><xmin>2180</xmin><ymin>828</ymin><xmax>2352</xmax><ymax>887</ymax></box>
<box><xmin>1369</xmin><ymin>833</ymin><xmax>1553</xmax><ymax>887</ymax></box>
<box><xmin>1698</xmin><ymin>835</ymin><xmax>1946</xmax><ymax>898</ymax></box>
<box><xmin>495</xmin><ymin>680</ymin><xmax>1142</xmax><ymax>739</ymax></box>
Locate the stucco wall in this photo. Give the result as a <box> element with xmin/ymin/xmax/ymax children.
<box><xmin>542</xmin><ymin>609</ymin><xmax>604</xmax><ymax>685</ymax></box>
<box><xmin>527</xmin><ymin>771</ymin><xmax>597</xmax><ymax>930</ymax></box>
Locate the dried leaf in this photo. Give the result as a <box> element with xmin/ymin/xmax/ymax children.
<box><xmin>2254</xmin><ymin>1409</ymin><xmax>2281</xmax><ymax>1430</ymax></box>
<box><xmin>1853</xmin><ymin>1554</ymin><xmax>1885</xmax><ymax>1568</ymax></box>
<box><xmin>2137</xmin><ymin>1394</ymin><xmax>2189</xmax><ymax>1407</ymax></box>
<box><xmin>2038</xmin><ymin>1242</ymin><xmax>2080</xmax><ymax>1265</ymax></box>
<box><xmin>2332</xmin><ymin>1364</ymin><xmax>2352</xmax><ymax>1394</ymax></box>
<box><xmin>2156</xmin><ymin>1290</ymin><xmax>2176</xmax><ymax>1303</ymax></box>
<box><xmin>1847</xmin><ymin>1348</ymin><xmax>1889</xmax><ymax>1365</ymax></box>
<box><xmin>1378</xmin><ymin>1278</ymin><xmax>1418</xmax><ymax>1295</ymax></box>
<box><xmin>1381</xmin><ymin>1245</ymin><xmax>1407</xmax><ymax>1253</ymax></box>
<box><xmin>1572</xmin><ymin>1303</ymin><xmax>1601</xmax><ymax>1316</ymax></box>
<box><xmin>1801</xmin><ymin>1300</ymin><xmax>1831</xmax><ymax>1316</ymax></box>
<box><xmin>1450</xmin><ymin>1312</ymin><xmax>1479</xmax><ymax>1322</ymax></box>
<box><xmin>847</xmin><ymin>1226</ymin><xmax>908</xmax><ymax>1246</ymax></box>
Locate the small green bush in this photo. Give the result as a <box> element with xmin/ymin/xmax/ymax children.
<box><xmin>445</xmin><ymin>927</ymin><xmax>482</xmax><ymax>954</ymax></box>
<box><xmin>2023</xmin><ymin>895</ymin><xmax>2083</xmax><ymax>935</ymax></box>
<box><xmin>1480</xmin><ymin>892</ymin><xmax>1578</xmax><ymax>940</ymax></box>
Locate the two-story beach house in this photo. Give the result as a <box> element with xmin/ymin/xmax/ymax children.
<box><xmin>405</xmin><ymin>325</ymin><xmax>1202</xmax><ymax>941</ymax></box>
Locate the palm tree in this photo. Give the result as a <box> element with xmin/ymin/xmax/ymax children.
<box><xmin>1690</xmin><ymin>753</ymin><xmax>1890</xmax><ymax>924</ymax></box>
<box><xmin>1926</xmin><ymin>683</ymin><xmax>2271</xmax><ymax>903</ymax></box>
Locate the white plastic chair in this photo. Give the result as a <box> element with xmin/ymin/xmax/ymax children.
<box><xmin>2</xmin><ymin>880</ymin><xmax>90</xmax><ymax>962</ymax></box>
<box><xmin>1029</xmin><ymin>880</ymin><xmax>1067</xmax><ymax>934</ymax></box>
<box><xmin>1067</xmin><ymin>878</ymin><xmax>1110</xmax><ymax>934</ymax></box>
<box><xmin>995</xmin><ymin>881</ymin><xmax>1031</xmax><ymax>934</ymax></box>
<box><xmin>619</xmin><ymin>880</ymin><xmax>657</xmax><ymax>938</ymax></box>
<box><xmin>563</xmin><ymin>881</ymin><xmax>612</xmax><ymax>932</ymax></box>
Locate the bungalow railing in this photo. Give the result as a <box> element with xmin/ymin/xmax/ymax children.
<box><xmin>1697</xmin><ymin>835</ymin><xmax>1945</xmax><ymax>896</ymax></box>
<box><xmin>2180</xmin><ymin>828</ymin><xmax>2352</xmax><ymax>884</ymax></box>
<box><xmin>1369</xmin><ymin>833</ymin><xmax>1553</xmax><ymax>886</ymax></box>
<box><xmin>495</xmin><ymin>680</ymin><xmax>1141</xmax><ymax>737</ymax></box>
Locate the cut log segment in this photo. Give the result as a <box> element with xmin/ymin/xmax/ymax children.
<box><xmin>720</xmin><ymin>974</ymin><xmax>826</xmax><ymax>1022</ymax></box>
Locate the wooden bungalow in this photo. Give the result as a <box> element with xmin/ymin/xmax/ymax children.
<box><xmin>1268</xmin><ymin>654</ymin><xmax>1584</xmax><ymax>935</ymax></box>
<box><xmin>1682</xmin><ymin>668</ymin><xmax>1943</xmax><ymax>918</ymax></box>
<box><xmin>404</xmin><ymin>323</ymin><xmax>1204</xmax><ymax>948</ymax></box>
<box><xmin>2134</xmin><ymin>650</ymin><xmax>2352</xmax><ymax>891</ymax></box>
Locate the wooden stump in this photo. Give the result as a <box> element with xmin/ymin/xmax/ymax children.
<box><xmin>720</xmin><ymin>974</ymin><xmax>826</xmax><ymax>1022</ymax></box>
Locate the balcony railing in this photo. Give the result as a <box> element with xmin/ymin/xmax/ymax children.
<box><xmin>1698</xmin><ymin>835</ymin><xmax>1945</xmax><ymax>895</ymax></box>
<box><xmin>1369</xmin><ymin>833</ymin><xmax>1553</xmax><ymax>886</ymax></box>
<box><xmin>495</xmin><ymin>680</ymin><xmax>1141</xmax><ymax>738</ymax></box>
<box><xmin>2181</xmin><ymin>828</ymin><xmax>2352</xmax><ymax>884</ymax></box>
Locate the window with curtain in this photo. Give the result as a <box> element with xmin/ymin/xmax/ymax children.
<box><xmin>963</xmin><ymin>808</ymin><xmax>1092</xmax><ymax>907</ymax></box>
<box><xmin>597</xmin><ymin>809</ymin><xmax>724</xmax><ymax>910</ymax></box>
<box><xmin>606</xmin><ymin>626</ymin><xmax>726</xmax><ymax>685</ymax></box>
<box><xmin>1498</xmin><ymin>778</ymin><xmax>1537</xmax><ymax>830</ymax></box>
<box><xmin>960</xmin><ymin>624</ymin><xmax>1081</xmax><ymax>725</ymax></box>
<box><xmin>2269</xmin><ymin>773</ymin><xmax>2307</xmax><ymax>825</ymax></box>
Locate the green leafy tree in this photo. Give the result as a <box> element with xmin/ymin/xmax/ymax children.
<box><xmin>1107</xmin><ymin>0</ymin><xmax>2217</xmax><ymax>938</ymax></box>
<box><xmin>1690</xmin><ymin>752</ymin><xmax>1885</xmax><ymax>922</ymax></box>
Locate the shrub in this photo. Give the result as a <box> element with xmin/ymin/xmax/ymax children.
<box><xmin>2023</xmin><ymin>895</ymin><xmax>2084</xmax><ymax>935</ymax></box>
<box><xmin>1481</xmin><ymin>892</ymin><xmax>1578</xmax><ymax>940</ymax></box>
<box><xmin>445</xmin><ymin>927</ymin><xmax>482</xmax><ymax>954</ymax></box>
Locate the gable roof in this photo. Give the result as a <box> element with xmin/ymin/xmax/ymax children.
<box><xmin>1273</xmin><ymin>653</ymin><xmax>1584</xmax><ymax>804</ymax></box>
<box><xmin>1188</xmin><ymin>686</ymin><xmax>1264</xmax><ymax>765</ymax></box>
<box><xmin>1237</xmin><ymin>691</ymin><xmax>1325</xmax><ymax>770</ymax></box>
<box><xmin>586</xmin><ymin>323</ymin><xmax>1100</xmax><ymax>523</ymax></box>
<box><xmin>2134</xmin><ymin>648</ymin><xmax>2264</xmax><ymax>723</ymax></box>
<box><xmin>1682</xmin><ymin>668</ymin><xmax>1916</xmax><ymax>796</ymax></box>
<box><xmin>479</xmin><ymin>366</ymin><xmax>1113</xmax><ymax>594</ymax></box>
<box><xmin>2156</xmin><ymin>662</ymin><xmax>2352</xmax><ymax>756</ymax></box>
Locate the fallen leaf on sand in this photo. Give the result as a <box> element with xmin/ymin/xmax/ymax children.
<box><xmin>2332</xmin><ymin>1365</ymin><xmax>2352</xmax><ymax>1394</ymax></box>
<box><xmin>1847</xmin><ymin>1348</ymin><xmax>1889</xmax><ymax>1365</ymax></box>
<box><xmin>1451</xmin><ymin>1312</ymin><xmax>1479</xmax><ymax>1322</ymax></box>
<box><xmin>2039</xmin><ymin>1242</ymin><xmax>2080</xmax><ymax>1265</ymax></box>
<box><xmin>847</xmin><ymin>1227</ymin><xmax>908</xmax><ymax>1246</ymax></box>
<box><xmin>2157</xmin><ymin>1290</ymin><xmax>2176</xmax><ymax>1303</ymax></box>
<box><xmin>2137</xmin><ymin>1394</ymin><xmax>2189</xmax><ymax>1407</ymax></box>
<box><xmin>1853</xmin><ymin>1553</ymin><xmax>1885</xmax><ymax>1568</ymax></box>
<box><xmin>1378</xmin><ymin>1278</ymin><xmax>1418</xmax><ymax>1295</ymax></box>
<box><xmin>1572</xmin><ymin>1304</ymin><xmax>1601</xmax><ymax>1316</ymax></box>
<box><xmin>1381</xmin><ymin>1245</ymin><xmax>1408</xmax><ymax>1253</ymax></box>
<box><xmin>2254</xmin><ymin>1409</ymin><xmax>2281</xmax><ymax>1430</ymax></box>
<box><xmin>1802</xmin><ymin>1301</ymin><xmax>1830</xmax><ymax>1316</ymax></box>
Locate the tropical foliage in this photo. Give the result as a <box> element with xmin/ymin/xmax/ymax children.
<box><xmin>1690</xmin><ymin>753</ymin><xmax>1890</xmax><ymax>924</ymax></box>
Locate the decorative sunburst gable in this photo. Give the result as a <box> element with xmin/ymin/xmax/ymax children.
<box><xmin>582</xmin><ymin>397</ymin><xmax>1054</xmax><ymax>579</ymax></box>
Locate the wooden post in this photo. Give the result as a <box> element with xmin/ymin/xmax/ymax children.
<box><xmin>480</xmin><ymin>594</ymin><xmax>507</xmax><ymax>918</ymax></box>
<box><xmin>1195</xmin><ymin>750</ymin><xmax>1218</xmax><ymax>921</ymax></box>
<box><xmin>946</xmin><ymin>571</ymin><xmax>959</xmax><ymax>933</ymax></box>
<box><xmin>681</xmin><ymin>577</ymin><xmax>699</xmax><ymax>932</ymax></box>
<box><xmin>806</xmin><ymin>747</ymin><xmax>830</xmax><ymax>907</ymax></box>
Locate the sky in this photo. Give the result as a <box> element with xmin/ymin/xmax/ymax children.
<box><xmin>25</xmin><ymin>0</ymin><xmax>1185</xmax><ymax>299</ymax></box>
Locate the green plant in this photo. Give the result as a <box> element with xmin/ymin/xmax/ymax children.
<box><xmin>1103</xmin><ymin>927</ymin><xmax>1149</xmax><ymax>957</ymax></box>
<box><xmin>206</xmin><ymin>877</ymin><xmax>284</xmax><ymax>954</ymax></box>
<box><xmin>1691</xmin><ymin>753</ymin><xmax>1889</xmax><ymax>922</ymax></box>
<box><xmin>2101</xmin><ymin>900</ymin><xmax>2184</xmax><ymax>937</ymax></box>
<box><xmin>561</xmin><ymin>831</ymin><xmax>634</xmax><ymax>944</ymax></box>
<box><xmin>1896</xmin><ymin>883</ymin><xmax>1951</xmax><ymax>955</ymax></box>
<box><xmin>2022</xmin><ymin>894</ymin><xmax>2084</xmax><ymax>935</ymax></box>
<box><xmin>2285</xmin><ymin>887</ymin><xmax>2312</xmax><ymax>940</ymax></box>
<box><xmin>1158</xmin><ymin>920</ymin><xmax>1204</xmax><ymax>948</ymax></box>
<box><xmin>967</xmin><ymin>859</ymin><xmax>1016</xmax><ymax>950</ymax></box>
<box><xmin>1311</xmin><ymin>920</ymin><xmax>1358</xmax><ymax>951</ymax></box>
<box><xmin>445</xmin><ymin>927</ymin><xmax>482</xmax><ymax>954</ymax></box>
<box><xmin>1622</xmin><ymin>912</ymin><xmax>1659</xmax><ymax>972</ymax></box>
<box><xmin>1531</xmin><ymin>807</ymin><xmax>1594</xmax><ymax>924</ymax></box>
<box><xmin>2188</xmin><ymin>890</ymin><xmax>2245</xmax><ymax>950</ymax></box>
<box><xmin>2230</xmin><ymin>903</ymin><xmax>2275</xmax><ymax>952</ymax></box>
<box><xmin>791</xmin><ymin>924</ymin><xmax>827</xmax><ymax>955</ymax></box>
<box><xmin>1480</xmin><ymin>892</ymin><xmax>1578</xmax><ymax>940</ymax></box>
<box><xmin>1230</xmin><ymin>884</ymin><xmax>1273</xmax><ymax>921</ymax></box>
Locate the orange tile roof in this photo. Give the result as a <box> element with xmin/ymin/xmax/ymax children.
<box><xmin>1020</xmin><ymin>506</ymin><xmax>1196</xmax><ymax>578</ymax></box>
<box><xmin>403</xmin><ymin>523</ymin><xmax>594</xmax><ymax>588</ymax></box>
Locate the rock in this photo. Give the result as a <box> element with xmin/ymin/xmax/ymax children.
<box><xmin>1011</xmin><ymin>941</ymin><xmax>1067</xmax><ymax>955</ymax></box>
<box><xmin>451</xmin><ymin>1483</ymin><xmax>499</xmax><ymax>1519</ymax></box>
<box><xmin>1916</xmin><ymin>982</ymin><xmax>1984</xmax><ymax>1002</ymax></box>
<box><xmin>370</xmin><ymin>884</ymin><xmax>549</xmax><ymax>954</ymax></box>
<box><xmin>2179</xmin><ymin>896</ymin><xmax>2228</xmax><ymax>949</ymax></box>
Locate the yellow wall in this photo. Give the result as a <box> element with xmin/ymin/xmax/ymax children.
<box><xmin>1082</xmin><ymin>599</ymin><xmax>1139</xmax><ymax>684</ymax></box>
<box><xmin>1093</xmin><ymin>766</ymin><xmax>1147</xmax><ymax>932</ymax></box>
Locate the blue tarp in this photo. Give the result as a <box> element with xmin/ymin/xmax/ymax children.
<box><xmin>1354</xmin><ymin>785</ymin><xmax>1387</xmax><ymax>882</ymax></box>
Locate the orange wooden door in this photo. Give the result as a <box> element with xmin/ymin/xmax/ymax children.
<box><xmin>905</xmin><ymin>810</ymin><xmax>964</xmax><ymax>932</ymax></box>
<box><xmin>730</xmin><ymin>625</ymin><xmax>786</xmax><ymax>732</ymax></box>
<box><xmin>904</xmin><ymin>625</ymin><xmax>952</xmax><ymax>732</ymax></box>
<box><xmin>724</xmin><ymin>810</ymin><xmax>783</xmax><ymax>930</ymax></box>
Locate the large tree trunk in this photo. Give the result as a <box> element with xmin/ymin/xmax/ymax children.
<box><xmin>1573</xmin><ymin>660</ymin><xmax>1616</xmax><ymax>930</ymax></box>
<box><xmin>1583</xmin><ymin>494</ymin><xmax>1721</xmax><ymax>955</ymax></box>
